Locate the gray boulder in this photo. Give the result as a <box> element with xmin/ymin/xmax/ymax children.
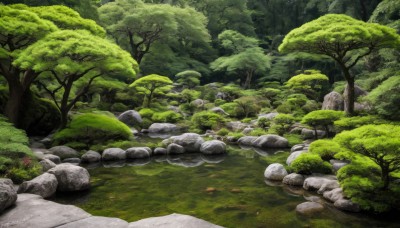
<box><xmin>0</xmin><ymin>178</ymin><xmax>17</xmax><ymax>213</ymax></box>
<box><xmin>153</xmin><ymin>147</ymin><xmax>167</xmax><ymax>155</ymax></box>
<box><xmin>323</xmin><ymin>188</ymin><xmax>345</xmax><ymax>203</ymax></box>
<box><xmin>330</xmin><ymin>159</ymin><xmax>349</xmax><ymax>172</ymax></box>
<box><xmin>226</xmin><ymin>121</ymin><xmax>248</xmax><ymax>131</ymax></box>
<box><xmin>322</xmin><ymin>91</ymin><xmax>344</xmax><ymax>111</ymax></box>
<box><xmin>242</xmin><ymin>127</ymin><xmax>254</xmax><ymax>135</ymax></box>
<box><xmin>43</xmin><ymin>154</ymin><xmax>61</xmax><ymax>164</ymax></box>
<box><xmin>210</xmin><ymin>107</ymin><xmax>229</xmax><ymax>115</ymax></box>
<box><xmin>49</xmin><ymin>146</ymin><xmax>79</xmax><ymax>160</ymax></box>
<box><xmin>334</xmin><ymin>199</ymin><xmax>360</xmax><ymax>212</ymax></box>
<box><xmin>237</xmin><ymin>136</ymin><xmax>258</xmax><ymax>146</ymax></box>
<box><xmin>58</xmin><ymin>216</ymin><xmax>129</xmax><ymax>228</ymax></box>
<box><xmin>167</xmin><ymin>143</ymin><xmax>185</xmax><ymax>154</ymax></box>
<box><xmin>126</xmin><ymin>147</ymin><xmax>152</xmax><ymax>159</ymax></box>
<box><xmin>81</xmin><ymin>150</ymin><xmax>101</xmax><ymax>163</ymax></box>
<box><xmin>303</xmin><ymin>176</ymin><xmax>339</xmax><ymax>194</ymax></box>
<box><xmin>296</xmin><ymin>202</ymin><xmax>324</xmax><ymax>215</ymax></box>
<box><xmin>291</xmin><ymin>144</ymin><xmax>306</xmax><ymax>153</ymax></box>
<box><xmin>148</xmin><ymin>123</ymin><xmax>178</xmax><ymax>133</ymax></box>
<box><xmin>191</xmin><ymin>99</ymin><xmax>205</xmax><ymax>108</ymax></box>
<box><xmin>264</xmin><ymin>163</ymin><xmax>288</xmax><ymax>181</ymax></box>
<box><xmin>282</xmin><ymin>173</ymin><xmax>305</xmax><ymax>186</ymax></box>
<box><xmin>286</xmin><ymin>150</ymin><xmax>307</xmax><ymax>165</ymax></box>
<box><xmin>258</xmin><ymin>112</ymin><xmax>279</xmax><ymax>120</ymax></box>
<box><xmin>253</xmin><ymin>135</ymin><xmax>289</xmax><ymax>148</ymax></box>
<box><xmin>128</xmin><ymin>213</ymin><xmax>223</xmax><ymax>228</ymax></box>
<box><xmin>48</xmin><ymin>164</ymin><xmax>90</xmax><ymax>192</ymax></box>
<box><xmin>102</xmin><ymin>148</ymin><xmax>126</xmax><ymax>161</ymax></box>
<box><xmin>39</xmin><ymin>159</ymin><xmax>57</xmax><ymax>172</ymax></box>
<box><xmin>301</xmin><ymin>128</ymin><xmax>326</xmax><ymax>139</ymax></box>
<box><xmin>118</xmin><ymin>110</ymin><xmax>143</xmax><ymax>126</ymax></box>
<box><xmin>18</xmin><ymin>173</ymin><xmax>58</xmax><ymax>198</ymax></box>
<box><xmin>200</xmin><ymin>140</ymin><xmax>226</xmax><ymax>155</ymax></box>
<box><xmin>171</xmin><ymin>133</ymin><xmax>205</xmax><ymax>153</ymax></box>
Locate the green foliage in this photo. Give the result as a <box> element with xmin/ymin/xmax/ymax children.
<box><xmin>369</xmin><ymin>0</ymin><xmax>400</xmax><ymax>31</ymax></box>
<box><xmin>286</xmin><ymin>70</ymin><xmax>329</xmax><ymax>100</ymax></box>
<box><xmin>219</xmin><ymin>102</ymin><xmax>240</xmax><ymax>117</ymax></box>
<box><xmin>217</xmin><ymin>128</ymin><xmax>230</xmax><ymax>136</ymax></box>
<box><xmin>191</xmin><ymin>111</ymin><xmax>225</xmax><ymax>131</ymax></box>
<box><xmin>257</xmin><ymin>117</ymin><xmax>270</xmax><ymax>129</ymax></box>
<box><xmin>139</xmin><ymin>108</ymin><xmax>155</xmax><ymax>119</ymax></box>
<box><xmin>53</xmin><ymin>113</ymin><xmax>132</xmax><ymax>148</ymax></box>
<box><xmin>290</xmin><ymin>153</ymin><xmax>332</xmax><ymax>175</ymax></box>
<box><xmin>6</xmin><ymin>160</ymin><xmax>42</xmax><ymax>184</ymax></box>
<box><xmin>309</xmin><ymin>139</ymin><xmax>342</xmax><ymax>161</ymax></box>
<box><xmin>175</xmin><ymin>70</ymin><xmax>202</xmax><ymax>88</ymax></box>
<box><xmin>226</xmin><ymin>132</ymin><xmax>245</xmax><ymax>141</ymax></box>
<box><xmin>283</xmin><ymin>134</ymin><xmax>303</xmax><ymax>147</ymax></box>
<box><xmin>151</xmin><ymin>111</ymin><xmax>183</xmax><ymax>123</ymax></box>
<box><xmin>130</xmin><ymin>74</ymin><xmax>173</xmax><ymax>108</ymax></box>
<box><xmin>334</xmin><ymin>115</ymin><xmax>388</xmax><ymax>132</ymax></box>
<box><xmin>302</xmin><ymin>110</ymin><xmax>344</xmax><ymax>137</ymax></box>
<box><xmin>234</xmin><ymin>96</ymin><xmax>261</xmax><ymax>118</ymax></box>
<box><xmin>181</xmin><ymin>89</ymin><xmax>201</xmax><ymax>103</ymax></box>
<box><xmin>269</xmin><ymin>114</ymin><xmax>295</xmax><ymax>136</ymax></box>
<box><xmin>249</xmin><ymin>128</ymin><xmax>268</xmax><ymax>137</ymax></box>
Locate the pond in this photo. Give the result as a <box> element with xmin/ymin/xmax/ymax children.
<box><xmin>51</xmin><ymin>145</ymin><xmax>400</xmax><ymax>228</ymax></box>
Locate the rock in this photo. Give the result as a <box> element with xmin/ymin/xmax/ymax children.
<box><xmin>264</xmin><ymin>163</ymin><xmax>288</xmax><ymax>181</ymax></box>
<box><xmin>126</xmin><ymin>147</ymin><xmax>152</xmax><ymax>159</ymax></box>
<box><xmin>171</xmin><ymin>133</ymin><xmax>205</xmax><ymax>153</ymax></box>
<box><xmin>48</xmin><ymin>164</ymin><xmax>90</xmax><ymax>192</ymax></box>
<box><xmin>296</xmin><ymin>202</ymin><xmax>324</xmax><ymax>215</ymax></box>
<box><xmin>128</xmin><ymin>213</ymin><xmax>223</xmax><ymax>228</ymax></box>
<box><xmin>200</xmin><ymin>140</ymin><xmax>226</xmax><ymax>155</ymax></box>
<box><xmin>237</xmin><ymin>136</ymin><xmax>258</xmax><ymax>146</ymax></box>
<box><xmin>167</xmin><ymin>143</ymin><xmax>186</xmax><ymax>154</ymax></box>
<box><xmin>81</xmin><ymin>150</ymin><xmax>101</xmax><ymax>163</ymax></box>
<box><xmin>118</xmin><ymin>110</ymin><xmax>143</xmax><ymax>126</ymax></box>
<box><xmin>30</xmin><ymin>141</ymin><xmax>46</xmax><ymax>149</ymax></box>
<box><xmin>0</xmin><ymin>193</ymin><xmax>91</xmax><ymax>227</ymax></box>
<box><xmin>258</xmin><ymin>112</ymin><xmax>278</xmax><ymax>120</ymax></box>
<box><xmin>286</xmin><ymin>150</ymin><xmax>307</xmax><ymax>165</ymax></box>
<box><xmin>301</xmin><ymin>128</ymin><xmax>326</xmax><ymax>139</ymax></box>
<box><xmin>148</xmin><ymin>123</ymin><xmax>179</xmax><ymax>133</ymax></box>
<box><xmin>291</xmin><ymin>144</ymin><xmax>306</xmax><ymax>153</ymax></box>
<box><xmin>322</xmin><ymin>91</ymin><xmax>344</xmax><ymax>111</ymax></box>
<box><xmin>226</xmin><ymin>121</ymin><xmax>248</xmax><ymax>131</ymax></box>
<box><xmin>191</xmin><ymin>99</ymin><xmax>205</xmax><ymax>108</ymax></box>
<box><xmin>39</xmin><ymin>159</ymin><xmax>57</xmax><ymax>172</ymax></box>
<box><xmin>33</xmin><ymin>151</ymin><xmax>45</xmax><ymax>160</ymax></box>
<box><xmin>343</xmin><ymin>84</ymin><xmax>368</xmax><ymax>113</ymax></box>
<box><xmin>58</xmin><ymin>216</ymin><xmax>129</xmax><ymax>228</ymax></box>
<box><xmin>210</xmin><ymin>107</ymin><xmax>229</xmax><ymax>115</ymax></box>
<box><xmin>18</xmin><ymin>173</ymin><xmax>58</xmax><ymax>198</ymax></box>
<box><xmin>0</xmin><ymin>178</ymin><xmax>17</xmax><ymax>213</ymax></box>
<box><xmin>334</xmin><ymin>199</ymin><xmax>360</xmax><ymax>212</ymax></box>
<box><xmin>253</xmin><ymin>135</ymin><xmax>289</xmax><ymax>148</ymax></box>
<box><xmin>62</xmin><ymin>158</ymin><xmax>81</xmax><ymax>164</ymax></box>
<box><xmin>216</xmin><ymin>92</ymin><xmax>226</xmax><ymax>100</ymax></box>
<box><xmin>330</xmin><ymin>159</ymin><xmax>349</xmax><ymax>172</ymax></box>
<box><xmin>303</xmin><ymin>176</ymin><xmax>339</xmax><ymax>194</ymax></box>
<box><xmin>49</xmin><ymin>146</ymin><xmax>79</xmax><ymax>160</ymax></box>
<box><xmin>153</xmin><ymin>147</ymin><xmax>167</xmax><ymax>155</ymax></box>
<box><xmin>242</xmin><ymin>127</ymin><xmax>253</xmax><ymax>135</ymax></box>
<box><xmin>43</xmin><ymin>154</ymin><xmax>61</xmax><ymax>164</ymax></box>
<box><xmin>282</xmin><ymin>173</ymin><xmax>305</xmax><ymax>186</ymax></box>
<box><xmin>102</xmin><ymin>148</ymin><xmax>126</xmax><ymax>161</ymax></box>
<box><xmin>323</xmin><ymin>188</ymin><xmax>344</xmax><ymax>203</ymax></box>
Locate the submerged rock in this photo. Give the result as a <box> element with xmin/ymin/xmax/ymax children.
<box><xmin>126</xmin><ymin>147</ymin><xmax>152</xmax><ymax>159</ymax></box>
<box><xmin>128</xmin><ymin>213</ymin><xmax>223</xmax><ymax>228</ymax></box>
<box><xmin>200</xmin><ymin>140</ymin><xmax>226</xmax><ymax>155</ymax></box>
<box><xmin>334</xmin><ymin>199</ymin><xmax>360</xmax><ymax>212</ymax></box>
<box><xmin>264</xmin><ymin>163</ymin><xmax>288</xmax><ymax>181</ymax></box>
<box><xmin>153</xmin><ymin>147</ymin><xmax>167</xmax><ymax>155</ymax></box>
<box><xmin>296</xmin><ymin>202</ymin><xmax>324</xmax><ymax>215</ymax></box>
<box><xmin>0</xmin><ymin>178</ymin><xmax>17</xmax><ymax>213</ymax></box>
<box><xmin>18</xmin><ymin>173</ymin><xmax>58</xmax><ymax>198</ymax></box>
<box><xmin>167</xmin><ymin>143</ymin><xmax>186</xmax><ymax>154</ymax></box>
<box><xmin>48</xmin><ymin>164</ymin><xmax>90</xmax><ymax>192</ymax></box>
<box><xmin>237</xmin><ymin>136</ymin><xmax>258</xmax><ymax>146</ymax></box>
<box><xmin>253</xmin><ymin>135</ymin><xmax>289</xmax><ymax>148</ymax></box>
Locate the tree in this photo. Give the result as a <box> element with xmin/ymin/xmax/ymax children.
<box><xmin>175</xmin><ymin>70</ymin><xmax>201</xmax><ymax>89</ymax></box>
<box><xmin>279</xmin><ymin>14</ymin><xmax>400</xmax><ymax>115</ymax></box>
<box><xmin>234</xmin><ymin>96</ymin><xmax>261</xmax><ymax>118</ymax></box>
<box><xmin>301</xmin><ymin>110</ymin><xmax>344</xmax><ymax>139</ymax></box>
<box><xmin>369</xmin><ymin>0</ymin><xmax>400</xmax><ymax>32</ymax></box>
<box><xmin>334</xmin><ymin>124</ymin><xmax>400</xmax><ymax>190</ymax></box>
<box><xmin>211</xmin><ymin>30</ymin><xmax>271</xmax><ymax>89</ymax></box>
<box><xmin>129</xmin><ymin>74</ymin><xmax>173</xmax><ymax>108</ymax></box>
<box><xmin>14</xmin><ymin>30</ymin><xmax>139</xmax><ymax>129</ymax></box>
<box><xmin>286</xmin><ymin>69</ymin><xmax>329</xmax><ymax>100</ymax></box>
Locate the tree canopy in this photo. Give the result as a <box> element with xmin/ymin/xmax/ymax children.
<box><xmin>129</xmin><ymin>74</ymin><xmax>173</xmax><ymax>107</ymax></box>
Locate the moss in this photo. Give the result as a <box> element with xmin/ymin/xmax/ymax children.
<box><xmin>283</xmin><ymin>134</ymin><xmax>303</xmax><ymax>147</ymax></box>
<box><xmin>217</xmin><ymin>128</ymin><xmax>230</xmax><ymax>136</ymax></box>
<box><xmin>152</xmin><ymin>111</ymin><xmax>183</xmax><ymax>123</ymax></box>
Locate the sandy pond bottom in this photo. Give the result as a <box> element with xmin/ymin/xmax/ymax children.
<box><xmin>51</xmin><ymin>146</ymin><xmax>400</xmax><ymax>228</ymax></box>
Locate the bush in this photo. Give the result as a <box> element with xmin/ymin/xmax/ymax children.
<box><xmin>139</xmin><ymin>108</ymin><xmax>155</xmax><ymax>119</ymax></box>
<box><xmin>302</xmin><ymin>110</ymin><xmax>345</xmax><ymax>138</ymax></box>
<box><xmin>257</xmin><ymin>117</ymin><xmax>270</xmax><ymax>128</ymax></box>
<box><xmin>284</xmin><ymin>134</ymin><xmax>303</xmax><ymax>147</ymax></box>
<box><xmin>249</xmin><ymin>128</ymin><xmax>268</xmax><ymax>136</ymax></box>
<box><xmin>110</xmin><ymin>103</ymin><xmax>128</xmax><ymax>112</ymax></box>
<box><xmin>269</xmin><ymin>114</ymin><xmax>295</xmax><ymax>135</ymax></box>
<box><xmin>309</xmin><ymin>139</ymin><xmax>342</xmax><ymax>161</ymax></box>
<box><xmin>152</xmin><ymin>111</ymin><xmax>183</xmax><ymax>123</ymax></box>
<box><xmin>191</xmin><ymin>111</ymin><xmax>225</xmax><ymax>131</ymax></box>
<box><xmin>334</xmin><ymin>115</ymin><xmax>388</xmax><ymax>133</ymax></box>
<box><xmin>53</xmin><ymin>113</ymin><xmax>132</xmax><ymax>148</ymax></box>
<box><xmin>217</xmin><ymin>128</ymin><xmax>230</xmax><ymax>136</ymax></box>
<box><xmin>227</xmin><ymin>132</ymin><xmax>245</xmax><ymax>141</ymax></box>
<box><xmin>290</xmin><ymin>153</ymin><xmax>332</xmax><ymax>175</ymax></box>
<box><xmin>220</xmin><ymin>102</ymin><xmax>241</xmax><ymax>117</ymax></box>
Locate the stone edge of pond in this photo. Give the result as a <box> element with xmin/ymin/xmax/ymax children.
<box><xmin>0</xmin><ymin>193</ymin><xmax>224</xmax><ymax>228</ymax></box>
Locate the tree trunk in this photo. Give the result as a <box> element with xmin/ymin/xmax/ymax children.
<box><xmin>243</xmin><ymin>70</ymin><xmax>253</xmax><ymax>89</ymax></box>
<box><xmin>345</xmin><ymin>77</ymin><xmax>355</xmax><ymax>116</ymax></box>
<box><xmin>313</xmin><ymin>126</ymin><xmax>318</xmax><ymax>140</ymax></box>
<box><xmin>59</xmin><ymin>80</ymin><xmax>74</xmax><ymax>129</ymax></box>
<box><xmin>4</xmin><ymin>78</ymin><xmax>24</xmax><ymax>127</ymax></box>
<box><xmin>381</xmin><ymin>167</ymin><xmax>390</xmax><ymax>190</ymax></box>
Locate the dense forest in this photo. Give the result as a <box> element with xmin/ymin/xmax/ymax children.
<box><xmin>0</xmin><ymin>0</ymin><xmax>400</xmax><ymax>226</ymax></box>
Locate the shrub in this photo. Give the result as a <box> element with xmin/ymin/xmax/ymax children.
<box><xmin>191</xmin><ymin>111</ymin><xmax>225</xmax><ymax>131</ymax></box>
<box><xmin>214</xmin><ymin>99</ymin><xmax>226</xmax><ymax>106</ymax></box>
<box><xmin>334</xmin><ymin>115</ymin><xmax>388</xmax><ymax>133</ymax></box>
<box><xmin>217</xmin><ymin>128</ymin><xmax>230</xmax><ymax>136</ymax></box>
<box><xmin>270</xmin><ymin>114</ymin><xmax>295</xmax><ymax>135</ymax></box>
<box><xmin>309</xmin><ymin>139</ymin><xmax>342</xmax><ymax>161</ymax></box>
<box><xmin>302</xmin><ymin>110</ymin><xmax>345</xmax><ymax>138</ymax></box>
<box><xmin>139</xmin><ymin>108</ymin><xmax>155</xmax><ymax>119</ymax></box>
<box><xmin>290</xmin><ymin>153</ymin><xmax>332</xmax><ymax>175</ymax></box>
<box><xmin>110</xmin><ymin>103</ymin><xmax>128</xmax><ymax>112</ymax></box>
<box><xmin>227</xmin><ymin>132</ymin><xmax>245</xmax><ymax>141</ymax></box>
<box><xmin>249</xmin><ymin>128</ymin><xmax>268</xmax><ymax>136</ymax></box>
<box><xmin>286</xmin><ymin>70</ymin><xmax>329</xmax><ymax>100</ymax></box>
<box><xmin>234</xmin><ymin>96</ymin><xmax>261</xmax><ymax>118</ymax></box>
<box><xmin>53</xmin><ymin>113</ymin><xmax>132</xmax><ymax>148</ymax></box>
<box><xmin>257</xmin><ymin>117</ymin><xmax>270</xmax><ymax>128</ymax></box>
<box><xmin>284</xmin><ymin>134</ymin><xmax>303</xmax><ymax>147</ymax></box>
<box><xmin>220</xmin><ymin>102</ymin><xmax>241</xmax><ymax>117</ymax></box>
<box><xmin>152</xmin><ymin>111</ymin><xmax>183</xmax><ymax>123</ymax></box>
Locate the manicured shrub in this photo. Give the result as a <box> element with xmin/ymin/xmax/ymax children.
<box><xmin>302</xmin><ymin>110</ymin><xmax>345</xmax><ymax>138</ymax></box>
<box><xmin>217</xmin><ymin>128</ymin><xmax>230</xmax><ymax>136</ymax></box>
<box><xmin>283</xmin><ymin>134</ymin><xmax>303</xmax><ymax>147</ymax></box>
<box><xmin>234</xmin><ymin>96</ymin><xmax>262</xmax><ymax>118</ymax></box>
<box><xmin>110</xmin><ymin>103</ymin><xmax>128</xmax><ymax>112</ymax></box>
<box><xmin>191</xmin><ymin>111</ymin><xmax>225</xmax><ymax>131</ymax></box>
<box><xmin>286</xmin><ymin>69</ymin><xmax>329</xmax><ymax>100</ymax></box>
<box><xmin>139</xmin><ymin>108</ymin><xmax>155</xmax><ymax>119</ymax></box>
<box><xmin>53</xmin><ymin>113</ymin><xmax>132</xmax><ymax>148</ymax></box>
<box><xmin>249</xmin><ymin>128</ymin><xmax>268</xmax><ymax>136</ymax></box>
<box><xmin>220</xmin><ymin>102</ymin><xmax>241</xmax><ymax>117</ymax></box>
<box><xmin>227</xmin><ymin>132</ymin><xmax>245</xmax><ymax>141</ymax></box>
<box><xmin>257</xmin><ymin>117</ymin><xmax>270</xmax><ymax>128</ymax></box>
<box><xmin>334</xmin><ymin>115</ymin><xmax>388</xmax><ymax>133</ymax></box>
<box><xmin>152</xmin><ymin>111</ymin><xmax>183</xmax><ymax>123</ymax></box>
<box><xmin>181</xmin><ymin>89</ymin><xmax>201</xmax><ymax>103</ymax></box>
<box><xmin>269</xmin><ymin>114</ymin><xmax>295</xmax><ymax>135</ymax></box>
<box><xmin>309</xmin><ymin>139</ymin><xmax>342</xmax><ymax>161</ymax></box>
<box><xmin>290</xmin><ymin>153</ymin><xmax>332</xmax><ymax>175</ymax></box>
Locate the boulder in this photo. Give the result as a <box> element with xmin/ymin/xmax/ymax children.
<box><xmin>118</xmin><ymin>110</ymin><xmax>143</xmax><ymax>126</ymax></box>
<box><xmin>282</xmin><ymin>173</ymin><xmax>305</xmax><ymax>186</ymax></box>
<box><xmin>0</xmin><ymin>193</ymin><xmax>91</xmax><ymax>227</ymax></box>
<box><xmin>58</xmin><ymin>216</ymin><xmax>129</xmax><ymax>228</ymax></box>
<box><xmin>258</xmin><ymin>112</ymin><xmax>279</xmax><ymax>120</ymax></box>
<box><xmin>334</xmin><ymin>199</ymin><xmax>360</xmax><ymax>212</ymax></box>
<box><xmin>242</xmin><ymin>127</ymin><xmax>253</xmax><ymax>135</ymax></box>
<box><xmin>200</xmin><ymin>140</ymin><xmax>226</xmax><ymax>155</ymax></box>
<box><xmin>210</xmin><ymin>107</ymin><xmax>229</xmax><ymax>115</ymax></box>
<box><xmin>226</xmin><ymin>121</ymin><xmax>248</xmax><ymax>131</ymax></box>
<box><xmin>291</xmin><ymin>144</ymin><xmax>306</xmax><ymax>153</ymax></box>
<box><xmin>330</xmin><ymin>159</ymin><xmax>349</xmax><ymax>172</ymax></box>
<box><xmin>153</xmin><ymin>147</ymin><xmax>167</xmax><ymax>155</ymax></box>
<box><xmin>264</xmin><ymin>163</ymin><xmax>288</xmax><ymax>181</ymax></box>
<box><xmin>253</xmin><ymin>135</ymin><xmax>289</xmax><ymax>148</ymax></box>
<box><xmin>102</xmin><ymin>148</ymin><xmax>126</xmax><ymax>161</ymax></box>
<box><xmin>49</xmin><ymin>146</ymin><xmax>79</xmax><ymax>160</ymax></box>
<box><xmin>322</xmin><ymin>91</ymin><xmax>344</xmax><ymax>111</ymax></box>
<box><xmin>43</xmin><ymin>154</ymin><xmax>61</xmax><ymax>164</ymax></box>
<box><xmin>216</xmin><ymin>92</ymin><xmax>227</xmax><ymax>100</ymax></box>
<box><xmin>128</xmin><ymin>213</ymin><xmax>223</xmax><ymax>228</ymax></box>
<box><xmin>126</xmin><ymin>147</ymin><xmax>152</xmax><ymax>159</ymax></box>
<box><xmin>62</xmin><ymin>158</ymin><xmax>81</xmax><ymax>164</ymax></box>
<box><xmin>237</xmin><ymin>136</ymin><xmax>258</xmax><ymax>146</ymax></box>
<box><xmin>171</xmin><ymin>133</ymin><xmax>205</xmax><ymax>153</ymax></box>
<box><xmin>286</xmin><ymin>150</ymin><xmax>307</xmax><ymax>165</ymax></box>
<box><xmin>301</xmin><ymin>128</ymin><xmax>326</xmax><ymax>139</ymax></box>
<box><xmin>167</xmin><ymin>143</ymin><xmax>185</xmax><ymax>154</ymax></box>
<box><xmin>48</xmin><ymin>164</ymin><xmax>90</xmax><ymax>192</ymax></box>
<box><xmin>323</xmin><ymin>188</ymin><xmax>344</xmax><ymax>203</ymax></box>
<box><xmin>81</xmin><ymin>150</ymin><xmax>101</xmax><ymax>163</ymax></box>
<box><xmin>191</xmin><ymin>99</ymin><xmax>205</xmax><ymax>108</ymax></box>
<box><xmin>296</xmin><ymin>202</ymin><xmax>324</xmax><ymax>215</ymax></box>
<box><xmin>148</xmin><ymin>123</ymin><xmax>179</xmax><ymax>133</ymax></box>
<box><xmin>18</xmin><ymin>173</ymin><xmax>58</xmax><ymax>198</ymax></box>
<box><xmin>0</xmin><ymin>178</ymin><xmax>17</xmax><ymax>213</ymax></box>
<box><xmin>39</xmin><ymin>159</ymin><xmax>57</xmax><ymax>172</ymax></box>
<box><xmin>303</xmin><ymin>176</ymin><xmax>339</xmax><ymax>194</ymax></box>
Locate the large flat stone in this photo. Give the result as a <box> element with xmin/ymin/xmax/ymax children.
<box><xmin>58</xmin><ymin>216</ymin><xmax>129</xmax><ymax>228</ymax></box>
<box><xmin>0</xmin><ymin>194</ymin><xmax>91</xmax><ymax>228</ymax></box>
<box><xmin>128</xmin><ymin>213</ymin><xmax>223</xmax><ymax>228</ymax></box>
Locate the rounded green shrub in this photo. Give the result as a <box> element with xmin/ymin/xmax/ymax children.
<box><xmin>334</xmin><ymin>115</ymin><xmax>387</xmax><ymax>133</ymax></box>
<box><xmin>53</xmin><ymin>113</ymin><xmax>132</xmax><ymax>148</ymax></box>
<box><xmin>139</xmin><ymin>108</ymin><xmax>155</xmax><ymax>119</ymax></box>
<box><xmin>152</xmin><ymin>111</ymin><xmax>183</xmax><ymax>123</ymax></box>
<box><xmin>290</xmin><ymin>153</ymin><xmax>332</xmax><ymax>175</ymax></box>
<box><xmin>217</xmin><ymin>128</ymin><xmax>230</xmax><ymax>136</ymax></box>
<box><xmin>309</xmin><ymin>139</ymin><xmax>342</xmax><ymax>161</ymax></box>
<box><xmin>110</xmin><ymin>103</ymin><xmax>128</xmax><ymax>112</ymax></box>
<box><xmin>191</xmin><ymin>111</ymin><xmax>225</xmax><ymax>131</ymax></box>
<box><xmin>270</xmin><ymin>114</ymin><xmax>295</xmax><ymax>135</ymax></box>
<box><xmin>302</xmin><ymin>110</ymin><xmax>345</xmax><ymax>138</ymax></box>
<box><xmin>220</xmin><ymin>102</ymin><xmax>241</xmax><ymax>117</ymax></box>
